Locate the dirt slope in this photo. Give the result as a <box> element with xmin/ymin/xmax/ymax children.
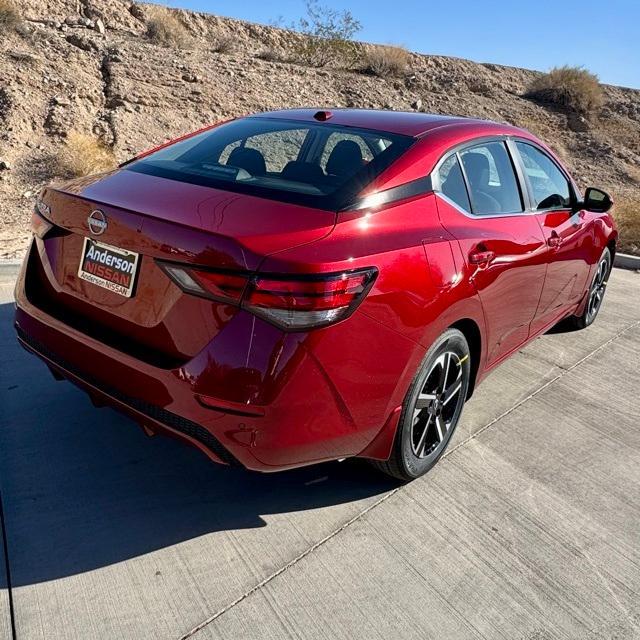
<box><xmin>1</xmin><ymin>0</ymin><xmax>639</xmax><ymax>258</ymax></box>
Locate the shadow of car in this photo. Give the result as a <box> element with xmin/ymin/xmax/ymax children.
<box><xmin>0</xmin><ymin>302</ymin><xmax>396</xmax><ymax>587</ymax></box>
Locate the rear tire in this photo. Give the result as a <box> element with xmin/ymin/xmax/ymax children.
<box><xmin>569</xmin><ymin>248</ymin><xmax>611</xmax><ymax>330</ymax></box>
<box><xmin>370</xmin><ymin>328</ymin><xmax>471</xmax><ymax>482</ymax></box>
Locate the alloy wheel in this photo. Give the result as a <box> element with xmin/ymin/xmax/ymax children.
<box><xmin>586</xmin><ymin>255</ymin><xmax>610</xmax><ymax>323</ymax></box>
<box><xmin>410</xmin><ymin>350</ymin><xmax>466</xmax><ymax>459</ymax></box>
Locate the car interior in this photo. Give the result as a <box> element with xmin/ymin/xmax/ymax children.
<box><xmin>221</xmin><ymin>132</ymin><xmax>375</xmax><ymax>194</ymax></box>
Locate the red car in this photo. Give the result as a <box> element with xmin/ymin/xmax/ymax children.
<box><xmin>14</xmin><ymin>109</ymin><xmax>617</xmax><ymax>480</ymax></box>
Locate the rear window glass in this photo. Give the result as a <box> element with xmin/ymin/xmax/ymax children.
<box><xmin>125</xmin><ymin>117</ymin><xmax>413</xmax><ymax>211</ymax></box>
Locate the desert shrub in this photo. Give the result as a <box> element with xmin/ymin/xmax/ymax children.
<box><xmin>288</xmin><ymin>0</ymin><xmax>361</xmax><ymax>68</ymax></box>
<box><xmin>614</xmin><ymin>199</ymin><xmax>640</xmax><ymax>256</ymax></box>
<box><xmin>360</xmin><ymin>45</ymin><xmax>411</xmax><ymax>77</ymax></box>
<box><xmin>256</xmin><ymin>48</ymin><xmax>282</xmax><ymax>62</ymax></box>
<box><xmin>526</xmin><ymin>65</ymin><xmax>603</xmax><ymax>117</ymax></box>
<box><xmin>145</xmin><ymin>7</ymin><xmax>189</xmax><ymax>48</ymax></box>
<box><xmin>212</xmin><ymin>33</ymin><xmax>235</xmax><ymax>54</ymax></box>
<box><xmin>0</xmin><ymin>0</ymin><xmax>20</xmax><ymax>30</ymax></box>
<box><xmin>57</xmin><ymin>132</ymin><xmax>117</xmax><ymax>177</ymax></box>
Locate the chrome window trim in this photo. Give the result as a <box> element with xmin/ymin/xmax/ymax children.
<box><xmin>435</xmin><ymin>192</ymin><xmax>542</xmax><ymax>220</ymax></box>
<box><xmin>508</xmin><ymin>138</ymin><xmax>578</xmax><ymax>213</ymax></box>
<box><xmin>431</xmin><ymin>134</ymin><xmax>578</xmax><ymax>219</ymax></box>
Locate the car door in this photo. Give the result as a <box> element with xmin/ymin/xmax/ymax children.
<box><xmin>433</xmin><ymin>139</ymin><xmax>548</xmax><ymax>368</ymax></box>
<box><xmin>511</xmin><ymin>140</ymin><xmax>593</xmax><ymax>335</ymax></box>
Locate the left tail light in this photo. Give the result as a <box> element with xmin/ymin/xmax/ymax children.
<box><xmin>31</xmin><ymin>199</ymin><xmax>53</xmax><ymax>239</ymax></box>
<box><xmin>158</xmin><ymin>262</ymin><xmax>377</xmax><ymax>331</ymax></box>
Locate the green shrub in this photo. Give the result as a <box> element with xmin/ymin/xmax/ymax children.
<box><xmin>288</xmin><ymin>0</ymin><xmax>361</xmax><ymax>68</ymax></box>
<box><xmin>360</xmin><ymin>45</ymin><xmax>411</xmax><ymax>77</ymax></box>
<box><xmin>527</xmin><ymin>65</ymin><xmax>603</xmax><ymax>116</ymax></box>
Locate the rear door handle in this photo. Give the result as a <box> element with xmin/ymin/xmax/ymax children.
<box><xmin>547</xmin><ymin>232</ymin><xmax>562</xmax><ymax>248</ymax></box>
<box><xmin>469</xmin><ymin>249</ymin><xmax>495</xmax><ymax>265</ymax></box>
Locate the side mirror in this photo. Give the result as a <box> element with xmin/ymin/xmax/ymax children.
<box><xmin>583</xmin><ymin>187</ymin><xmax>613</xmax><ymax>213</ymax></box>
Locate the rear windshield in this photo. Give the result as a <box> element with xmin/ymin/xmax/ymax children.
<box><xmin>125</xmin><ymin>117</ymin><xmax>414</xmax><ymax>211</ymax></box>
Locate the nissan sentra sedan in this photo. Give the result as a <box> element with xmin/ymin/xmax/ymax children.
<box><xmin>15</xmin><ymin>109</ymin><xmax>617</xmax><ymax>480</ymax></box>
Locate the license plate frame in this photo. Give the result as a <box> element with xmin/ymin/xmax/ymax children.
<box><xmin>78</xmin><ymin>237</ymin><xmax>140</xmax><ymax>298</ymax></box>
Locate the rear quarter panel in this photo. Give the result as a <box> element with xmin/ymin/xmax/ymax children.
<box><xmin>259</xmin><ymin>193</ymin><xmax>487</xmax><ymax>458</ymax></box>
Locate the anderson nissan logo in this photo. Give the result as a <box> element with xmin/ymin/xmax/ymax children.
<box><xmin>87</xmin><ymin>210</ymin><xmax>107</xmax><ymax>235</ymax></box>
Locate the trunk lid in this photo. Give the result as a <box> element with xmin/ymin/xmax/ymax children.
<box><xmin>29</xmin><ymin>170</ymin><xmax>336</xmax><ymax>366</ymax></box>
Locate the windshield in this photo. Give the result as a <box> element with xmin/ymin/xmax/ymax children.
<box><xmin>125</xmin><ymin>117</ymin><xmax>414</xmax><ymax>210</ymax></box>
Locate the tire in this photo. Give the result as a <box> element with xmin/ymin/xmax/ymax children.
<box><xmin>569</xmin><ymin>248</ymin><xmax>612</xmax><ymax>330</ymax></box>
<box><xmin>370</xmin><ymin>328</ymin><xmax>471</xmax><ymax>482</ymax></box>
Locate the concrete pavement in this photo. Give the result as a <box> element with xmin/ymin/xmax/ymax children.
<box><xmin>0</xmin><ymin>268</ymin><xmax>639</xmax><ymax>639</ymax></box>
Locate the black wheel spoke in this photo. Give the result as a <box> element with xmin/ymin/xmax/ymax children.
<box><xmin>443</xmin><ymin>379</ymin><xmax>462</xmax><ymax>406</ymax></box>
<box><xmin>414</xmin><ymin>414</ymin><xmax>432</xmax><ymax>457</ymax></box>
<box><xmin>415</xmin><ymin>392</ymin><xmax>436</xmax><ymax>410</ymax></box>
<box><xmin>410</xmin><ymin>350</ymin><xmax>467</xmax><ymax>459</ymax></box>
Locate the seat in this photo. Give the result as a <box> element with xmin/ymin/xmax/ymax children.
<box><xmin>227</xmin><ymin>147</ymin><xmax>267</xmax><ymax>176</ymax></box>
<box><xmin>326</xmin><ymin>140</ymin><xmax>363</xmax><ymax>179</ymax></box>
<box><xmin>281</xmin><ymin>160</ymin><xmax>325</xmax><ymax>183</ymax></box>
<box><xmin>462</xmin><ymin>152</ymin><xmax>501</xmax><ymax>213</ymax></box>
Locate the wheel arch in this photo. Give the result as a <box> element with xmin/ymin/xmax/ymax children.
<box><xmin>359</xmin><ymin>311</ymin><xmax>485</xmax><ymax>462</ymax></box>
<box><xmin>607</xmin><ymin>237</ymin><xmax>617</xmax><ymax>266</ymax></box>
<box><xmin>449</xmin><ymin>317</ymin><xmax>481</xmax><ymax>399</ymax></box>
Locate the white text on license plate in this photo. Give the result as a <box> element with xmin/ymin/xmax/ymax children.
<box><xmin>78</xmin><ymin>238</ymin><xmax>140</xmax><ymax>298</ymax></box>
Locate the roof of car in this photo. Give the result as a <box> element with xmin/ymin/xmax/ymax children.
<box><xmin>250</xmin><ymin>108</ymin><xmax>506</xmax><ymax>138</ymax></box>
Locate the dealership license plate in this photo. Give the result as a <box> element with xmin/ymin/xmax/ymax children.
<box><xmin>78</xmin><ymin>238</ymin><xmax>140</xmax><ymax>298</ymax></box>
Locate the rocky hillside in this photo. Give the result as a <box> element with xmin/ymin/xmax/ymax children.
<box><xmin>1</xmin><ymin>0</ymin><xmax>639</xmax><ymax>258</ymax></box>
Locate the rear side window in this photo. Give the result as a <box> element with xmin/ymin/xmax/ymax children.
<box><xmin>515</xmin><ymin>142</ymin><xmax>571</xmax><ymax>210</ymax></box>
<box><xmin>437</xmin><ymin>154</ymin><xmax>471</xmax><ymax>213</ymax></box>
<box><xmin>126</xmin><ymin>117</ymin><xmax>413</xmax><ymax>211</ymax></box>
<box><xmin>459</xmin><ymin>142</ymin><xmax>523</xmax><ymax>215</ymax></box>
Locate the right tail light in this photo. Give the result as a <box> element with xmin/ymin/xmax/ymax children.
<box><xmin>158</xmin><ymin>262</ymin><xmax>377</xmax><ymax>331</ymax></box>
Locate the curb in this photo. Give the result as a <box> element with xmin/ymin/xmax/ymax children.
<box><xmin>614</xmin><ymin>252</ymin><xmax>640</xmax><ymax>271</ymax></box>
<box><xmin>0</xmin><ymin>261</ymin><xmax>22</xmax><ymax>277</ymax></box>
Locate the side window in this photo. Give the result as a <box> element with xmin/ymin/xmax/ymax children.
<box><xmin>221</xmin><ymin>129</ymin><xmax>308</xmax><ymax>173</ymax></box>
<box><xmin>459</xmin><ymin>142</ymin><xmax>523</xmax><ymax>215</ymax></box>
<box><xmin>437</xmin><ymin>154</ymin><xmax>471</xmax><ymax>213</ymax></box>
<box><xmin>515</xmin><ymin>142</ymin><xmax>571</xmax><ymax>210</ymax></box>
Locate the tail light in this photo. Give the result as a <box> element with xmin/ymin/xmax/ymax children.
<box><xmin>158</xmin><ymin>262</ymin><xmax>377</xmax><ymax>330</ymax></box>
<box><xmin>31</xmin><ymin>199</ymin><xmax>53</xmax><ymax>239</ymax></box>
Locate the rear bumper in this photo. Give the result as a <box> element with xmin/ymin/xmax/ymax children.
<box><xmin>15</xmin><ymin>325</ymin><xmax>238</xmax><ymax>466</ymax></box>
<box><xmin>14</xmin><ymin>241</ymin><xmax>420</xmax><ymax>471</ymax></box>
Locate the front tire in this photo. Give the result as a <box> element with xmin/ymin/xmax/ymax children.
<box><xmin>570</xmin><ymin>248</ymin><xmax>612</xmax><ymax>330</ymax></box>
<box><xmin>371</xmin><ymin>328</ymin><xmax>471</xmax><ymax>481</ymax></box>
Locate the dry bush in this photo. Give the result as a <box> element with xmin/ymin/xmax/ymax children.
<box><xmin>614</xmin><ymin>199</ymin><xmax>640</xmax><ymax>256</ymax></box>
<box><xmin>57</xmin><ymin>132</ymin><xmax>117</xmax><ymax>178</ymax></box>
<box><xmin>145</xmin><ymin>7</ymin><xmax>189</xmax><ymax>48</ymax></box>
<box><xmin>0</xmin><ymin>0</ymin><xmax>20</xmax><ymax>30</ymax></box>
<box><xmin>526</xmin><ymin>65</ymin><xmax>603</xmax><ymax>117</ymax></box>
<box><xmin>212</xmin><ymin>33</ymin><xmax>235</xmax><ymax>54</ymax></box>
<box><xmin>256</xmin><ymin>48</ymin><xmax>282</xmax><ymax>62</ymax></box>
<box><xmin>360</xmin><ymin>45</ymin><xmax>411</xmax><ymax>77</ymax></box>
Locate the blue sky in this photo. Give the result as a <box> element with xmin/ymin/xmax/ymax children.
<box><xmin>148</xmin><ymin>0</ymin><xmax>640</xmax><ymax>89</ymax></box>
